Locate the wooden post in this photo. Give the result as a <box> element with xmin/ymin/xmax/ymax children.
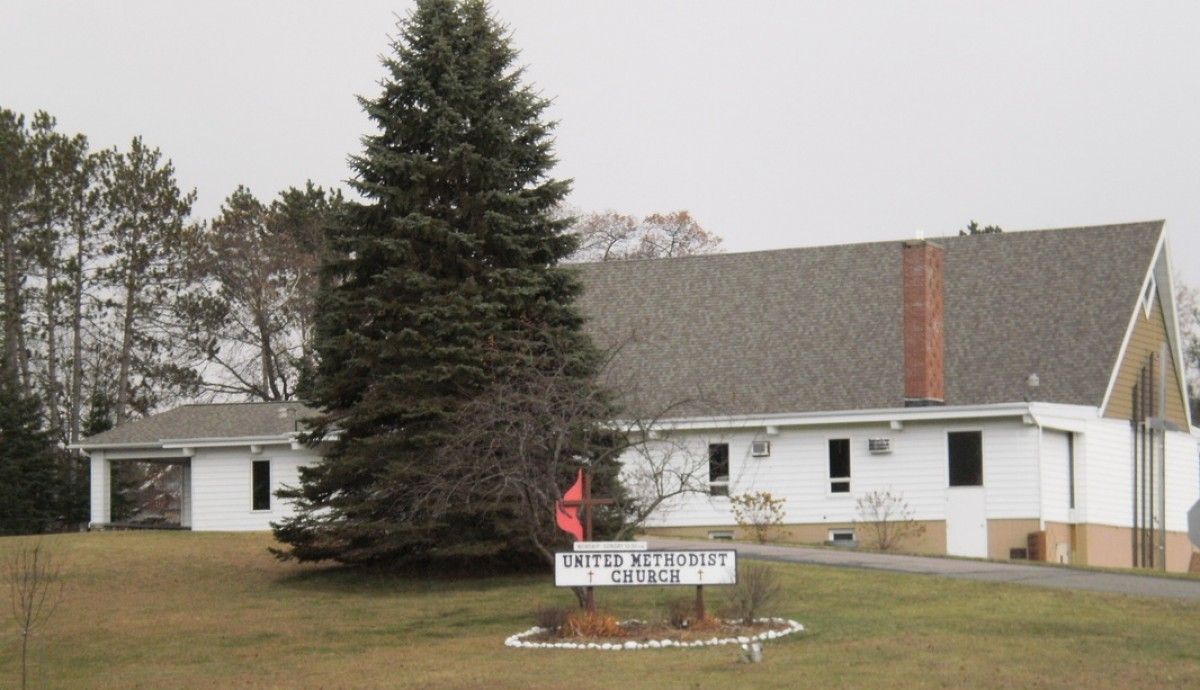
<box><xmin>695</xmin><ymin>585</ymin><xmax>705</xmax><ymax>620</ymax></box>
<box><xmin>584</xmin><ymin>472</ymin><xmax>595</xmax><ymax>613</ymax></box>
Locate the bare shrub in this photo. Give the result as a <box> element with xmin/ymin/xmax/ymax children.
<box><xmin>563</xmin><ymin>609</ymin><xmax>626</xmax><ymax>638</ymax></box>
<box><xmin>7</xmin><ymin>542</ymin><xmax>65</xmax><ymax>690</ymax></box>
<box><xmin>724</xmin><ymin>563</ymin><xmax>783</xmax><ymax>624</ymax></box>
<box><xmin>664</xmin><ymin>596</ymin><xmax>697</xmax><ymax>629</ymax></box>
<box><xmin>533</xmin><ymin>604</ymin><xmax>572</xmax><ymax>633</ymax></box>
<box><xmin>729</xmin><ymin>491</ymin><xmax>787</xmax><ymax>543</ymax></box>
<box><xmin>854</xmin><ymin>489</ymin><xmax>926</xmax><ymax>551</ymax></box>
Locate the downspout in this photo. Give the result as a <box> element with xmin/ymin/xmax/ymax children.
<box><xmin>1035</xmin><ymin>415</ymin><xmax>1045</xmax><ymax>532</ymax></box>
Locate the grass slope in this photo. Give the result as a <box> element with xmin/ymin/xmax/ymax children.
<box><xmin>1</xmin><ymin>532</ymin><xmax>1198</xmax><ymax>689</ymax></box>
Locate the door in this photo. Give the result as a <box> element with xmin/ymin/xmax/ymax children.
<box><xmin>946</xmin><ymin>488</ymin><xmax>988</xmax><ymax>558</ymax></box>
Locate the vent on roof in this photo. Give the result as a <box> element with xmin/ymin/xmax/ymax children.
<box><xmin>868</xmin><ymin>438</ymin><xmax>892</xmax><ymax>454</ymax></box>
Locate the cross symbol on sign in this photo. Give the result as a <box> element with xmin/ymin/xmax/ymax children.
<box><xmin>587</xmin><ymin>570</ymin><xmax>595</xmax><ymax>583</ymax></box>
<box><xmin>697</xmin><ymin>569</ymin><xmax>704</xmax><ymax>581</ymax></box>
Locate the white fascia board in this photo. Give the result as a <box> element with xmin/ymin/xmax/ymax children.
<box><xmin>618</xmin><ymin>402</ymin><xmax>1036</xmax><ymax>433</ymax></box>
<box><xmin>101</xmin><ymin>448</ymin><xmax>193</xmax><ymax>461</ymax></box>
<box><xmin>1098</xmin><ymin>227</ymin><xmax>1167</xmax><ymax>416</ymax></box>
<box><xmin>1026</xmin><ymin>402</ymin><xmax>1100</xmax><ymax>433</ymax></box>
<box><xmin>70</xmin><ymin>441</ymin><xmax>164</xmax><ymax>451</ymax></box>
<box><xmin>159</xmin><ymin>434</ymin><xmax>298</xmax><ymax>449</ymax></box>
<box><xmin>1158</xmin><ymin>234</ymin><xmax>1197</xmax><ymax>435</ymax></box>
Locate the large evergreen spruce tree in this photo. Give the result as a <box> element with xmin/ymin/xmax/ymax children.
<box><xmin>273</xmin><ymin>0</ymin><xmax>608</xmax><ymax>566</ymax></box>
<box><xmin>0</xmin><ymin>367</ymin><xmax>58</xmax><ymax>535</ymax></box>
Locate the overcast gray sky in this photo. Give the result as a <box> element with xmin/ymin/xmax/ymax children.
<box><xmin>3</xmin><ymin>1</ymin><xmax>1197</xmax><ymax>283</ymax></box>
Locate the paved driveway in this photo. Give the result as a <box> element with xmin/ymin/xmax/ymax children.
<box><xmin>647</xmin><ymin>537</ymin><xmax>1200</xmax><ymax>601</ymax></box>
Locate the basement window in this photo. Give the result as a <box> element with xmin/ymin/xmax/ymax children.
<box><xmin>948</xmin><ymin>431</ymin><xmax>983</xmax><ymax>487</ymax></box>
<box><xmin>708</xmin><ymin>443</ymin><xmax>730</xmax><ymax>496</ymax></box>
<box><xmin>252</xmin><ymin>460</ymin><xmax>271</xmax><ymax>511</ymax></box>
<box><xmin>828</xmin><ymin>529</ymin><xmax>855</xmax><ymax>544</ymax></box>
<box><xmin>828</xmin><ymin>439</ymin><xmax>851</xmax><ymax>493</ymax></box>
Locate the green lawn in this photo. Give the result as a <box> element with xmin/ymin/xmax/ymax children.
<box><xmin>1</xmin><ymin>532</ymin><xmax>1198</xmax><ymax>689</ymax></box>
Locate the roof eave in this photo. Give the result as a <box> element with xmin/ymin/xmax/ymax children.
<box><xmin>617</xmin><ymin>401</ymin><xmax>1094</xmax><ymax>432</ymax></box>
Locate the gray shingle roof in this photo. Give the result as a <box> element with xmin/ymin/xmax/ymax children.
<box><xmin>573</xmin><ymin>221</ymin><xmax>1163</xmax><ymax>417</ymax></box>
<box><xmin>80</xmin><ymin>402</ymin><xmax>319</xmax><ymax>447</ymax></box>
<box><xmin>83</xmin><ymin>221</ymin><xmax>1163</xmax><ymax>446</ymax></box>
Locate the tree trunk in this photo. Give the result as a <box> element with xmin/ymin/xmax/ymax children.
<box><xmin>2</xmin><ymin>215</ymin><xmax>21</xmax><ymax>379</ymax></box>
<box><xmin>116</xmin><ymin>277</ymin><xmax>136</xmax><ymax>423</ymax></box>
<box><xmin>44</xmin><ymin>259</ymin><xmax>61</xmax><ymax>437</ymax></box>
<box><xmin>68</xmin><ymin>224</ymin><xmax>84</xmax><ymax>444</ymax></box>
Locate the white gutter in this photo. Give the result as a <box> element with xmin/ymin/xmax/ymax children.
<box><xmin>621</xmin><ymin>401</ymin><xmax>1051</xmax><ymax>432</ymax></box>
<box><xmin>71</xmin><ymin>430</ymin><xmax>340</xmax><ymax>453</ymax></box>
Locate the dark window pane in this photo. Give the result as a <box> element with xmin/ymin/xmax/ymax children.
<box><xmin>252</xmin><ymin>460</ymin><xmax>271</xmax><ymax>510</ymax></box>
<box><xmin>948</xmin><ymin>432</ymin><xmax>983</xmax><ymax>486</ymax></box>
<box><xmin>831</xmin><ymin>481</ymin><xmax>850</xmax><ymax>494</ymax></box>
<box><xmin>828</xmin><ymin>439</ymin><xmax>850</xmax><ymax>478</ymax></box>
<box><xmin>709</xmin><ymin>484</ymin><xmax>729</xmax><ymax>497</ymax></box>
<box><xmin>708</xmin><ymin>443</ymin><xmax>729</xmax><ymax>483</ymax></box>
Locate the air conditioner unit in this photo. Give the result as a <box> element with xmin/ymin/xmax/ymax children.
<box><xmin>750</xmin><ymin>440</ymin><xmax>771</xmax><ymax>457</ymax></box>
<box><xmin>868</xmin><ymin>438</ymin><xmax>892</xmax><ymax>454</ymax></box>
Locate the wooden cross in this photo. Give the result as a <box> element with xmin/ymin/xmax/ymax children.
<box><xmin>560</xmin><ymin>469</ymin><xmax>614</xmax><ymax>611</ymax></box>
<box><xmin>560</xmin><ymin>469</ymin><xmax>615</xmax><ymax>542</ymax></box>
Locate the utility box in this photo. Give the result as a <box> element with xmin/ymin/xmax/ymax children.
<box><xmin>1027</xmin><ymin>531</ymin><xmax>1047</xmax><ymax>562</ymax></box>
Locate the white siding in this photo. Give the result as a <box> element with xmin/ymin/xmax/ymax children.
<box><xmin>1079</xmin><ymin>417</ymin><xmax>1133</xmax><ymax>527</ymax></box>
<box><xmin>1165</xmin><ymin>429</ymin><xmax>1199</xmax><ymax>533</ymax></box>
<box><xmin>631</xmin><ymin>418</ymin><xmax>1041</xmax><ymax>529</ymax></box>
<box><xmin>189</xmin><ymin>446</ymin><xmax>318</xmax><ymax>531</ymax></box>
<box><xmin>1078</xmin><ymin>417</ymin><xmax>1199</xmax><ymax>531</ymax></box>
<box><xmin>1039</xmin><ymin>430</ymin><xmax>1072</xmax><ymax>524</ymax></box>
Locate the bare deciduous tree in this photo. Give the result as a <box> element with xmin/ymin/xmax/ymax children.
<box><xmin>1176</xmin><ymin>282</ymin><xmax>1200</xmax><ymax>422</ymax></box>
<box><xmin>7</xmin><ymin>542</ymin><xmax>65</xmax><ymax>690</ymax></box>
<box><xmin>390</xmin><ymin>336</ymin><xmax>717</xmax><ymax>571</ymax></box>
<box><xmin>854</xmin><ymin>489</ymin><xmax>926</xmax><ymax>552</ymax></box>
<box><xmin>564</xmin><ymin>209</ymin><xmax>722</xmax><ymax>262</ymax></box>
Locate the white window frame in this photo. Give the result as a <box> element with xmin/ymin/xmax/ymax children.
<box><xmin>250</xmin><ymin>458</ymin><xmax>273</xmax><ymax>512</ymax></box>
<box><xmin>828</xmin><ymin>528</ymin><xmax>855</xmax><ymax>543</ymax></box>
<box><xmin>1142</xmin><ymin>275</ymin><xmax>1157</xmax><ymax>318</ymax></box>
<box><xmin>707</xmin><ymin>442</ymin><xmax>730</xmax><ymax>497</ymax></box>
<box><xmin>826</xmin><ymin>436</ymin><xmax>852</xmax><ymax>496</ymax></box>
<box><xmin>946</xmin><ymin>429</ymin><xmax>985</xmax><ymax>488</ymax></box>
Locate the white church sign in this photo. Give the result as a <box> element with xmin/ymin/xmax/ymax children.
<box><xmin>555</xmin><ymin>549</ymin><xmax>737</xmax><ymax>587</ymax></box>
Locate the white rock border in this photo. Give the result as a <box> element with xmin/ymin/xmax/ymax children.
<box><xmin>504</xmin><ymin>617</ymin><xmax>804</xmax><ymax>650</ymax></box>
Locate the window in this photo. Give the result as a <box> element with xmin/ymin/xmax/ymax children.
<box><xmin>828</xmin><ymin>528</ymin><xmax>855</xmax><ymax>544</ymax></box>
<box><xmin>828</xmin><ymin>439</ymin><xmax>850</xmax><ymax>493</ymax></box>
<box><xmin>252</xmin><ymin>460</ymin><xmax>271</xmax><ymax>511</ymax></box>
<box><xmin>708</xmin><ymin>443</ymin><xmax>729</xmax><ymax>496</ymax></box>
<box><xmin>948</xmin><ymin>431</ymin><xmax>983</xmax><ymax>487</ymax></box>
<box><xmin>1067</xmin><ymin>433</ymin><xmax>1076</xmax><ymax>509</ymax></box>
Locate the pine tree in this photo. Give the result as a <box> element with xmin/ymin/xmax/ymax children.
<box><xmin>0</xmin><ymin>366</ymin><xmax>57</xmax><ymax>535</ymax></box>
<box><xmin>274</xmin><ymin>0</ymin><xmax>611</xmax><ymax>566</ymax></box>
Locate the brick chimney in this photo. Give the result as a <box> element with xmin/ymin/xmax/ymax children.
<box><xmin>902</xmin><ymin>240</ymin><xmax>945</xmax><ymax>406</ymax></box>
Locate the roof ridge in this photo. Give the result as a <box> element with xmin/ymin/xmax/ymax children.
<box><xmin>569</xmin><ymin>220</ymin><xmax>1165</xmax><ymax>268</ymax></box>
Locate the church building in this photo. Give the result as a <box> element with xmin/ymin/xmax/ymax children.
<box><xmin>77</xmin><ymin>221</ymin><xmax>1200</xmax><ymax>572</ymax></box>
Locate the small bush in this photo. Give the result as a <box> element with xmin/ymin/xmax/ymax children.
<box><xmin>725</xmin><ymin>563</ymin><xmax>783</xmax><ymax>624</ymax></box>
<box><xmin>533</xmin><ymin>604</ymin><xmax>571</xmax><ymax>632</ymax></box>
<box><xmin>730</xmin><ymin>491</ymin><xmax>787</xmax><ymax>543</ymax></box>
<box><xmin>563</xmin><ymin>610</ymin><xmax>626</xmax><ymax>638</ymax></box>
<box><xmin>855</xmin><ymin>489</ymin><xmax>926</xmax><ymax>551</ymax></box>
<box><xmin>664</xmin><ymin>596</ymin><xmax>696</xmax><ymax>629</ymax></box>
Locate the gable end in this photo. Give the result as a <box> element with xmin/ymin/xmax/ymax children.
<box><xmin>1103</xmin><ymin>289</ymin><xmax>1190</xmax><ymax>428</ymax></box>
